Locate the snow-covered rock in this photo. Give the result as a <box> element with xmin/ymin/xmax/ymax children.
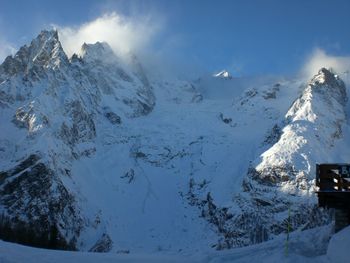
<box><xmin>326</xmin><ymin>226</ymin><xmax>350</xmax><ymax>263</ymax></box>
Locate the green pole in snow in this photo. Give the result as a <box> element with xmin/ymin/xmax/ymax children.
<box><xmin>285</xmin><ymin>207</ymin><xmax>291</xmax><ymax>257</ymax></box>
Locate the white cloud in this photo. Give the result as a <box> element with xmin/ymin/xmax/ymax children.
<box><xmin>0</xmin><ymin>39</ymin><xmax>16</xmax><ymax>63</ymax></box>
<box><xmin>56</xmin><ymin>12</ymin><xmax>161</xmax><ymax>58</ymax></box>
<box><xmin>55</xmin><ymin>12</ymin><xmax>207</xmax><ymax>80</ymax></box>
<box><xmin>302</xmin><ymin>48</ymin><xmax>350</xmax><ymax>79</ymax></box>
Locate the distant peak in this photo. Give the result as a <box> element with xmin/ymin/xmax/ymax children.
<box><xmin>213</xmin><ymin>70</ymin><xmax>232</xmax><ymax>79</ymax></box>
<box><xmin>81</xmin><ymin>41</ymin><xmax>110</xmax><ymax>51</ymax></box>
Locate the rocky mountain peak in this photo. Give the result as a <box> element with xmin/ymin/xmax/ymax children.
<box><xmin>315</xmin><ymin>67</ymin><xmax>337</xmax><ymax>82</ymax></box>
<box><xmin>29</xmin><ymin>29</ymin><xmax>68</xmax><ymax>67</ymax></box>
<box><xmin>0</xmin><ymin>29</ymin><xmax>68</xmax><ymax>78</ymax></box>
<box><xmin>35</xmin><ymin>29</ymin><xmax>60</xmax><ymax>45</ymax></box>
<box><xmin>309</xmin><ymin>67</ymin><xmax>346</xmax><ymax>105</ymax></box>
<box><xmin>79</xmin><ymin>42</ymin><xmax>116</xmax><ymax>63</ymax></box>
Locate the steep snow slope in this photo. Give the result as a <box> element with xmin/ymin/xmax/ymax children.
<box><xmin>0</xmin><ymin>30</ymin><xmax>348</xmax><ymax>254</ymax></box>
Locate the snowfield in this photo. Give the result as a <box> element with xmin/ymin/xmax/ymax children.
<box><xmin>1</xmin><ymin>225</ymin><xmax>349</xmax><ymax>262</ymax></box>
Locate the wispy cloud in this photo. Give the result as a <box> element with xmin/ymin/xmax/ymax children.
<box><xmin>55</xmin><ymin>12</ymin><xmax>206</xmax><ymax>80</ymax></box>
<box><xmin>0</xmin><ymin>38</ymin><xmax>16</xmax><ymax>63</ymax></box>
<box><xmin>56</xmin><ymin>12</ymin><xmax>162</xmax><ymax>59</ymax></box>
<box><xmin>302</xmin><ymin>48</ymin><xmax>350</xmax><ymax>79</ymax></box>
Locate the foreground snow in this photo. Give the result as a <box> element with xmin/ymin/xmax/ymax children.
<box><xmin>1</xmin><ymin>225</ymin><xmax>348</xmax><ymax>263</ymax></box>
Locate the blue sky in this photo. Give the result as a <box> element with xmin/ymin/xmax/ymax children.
<box><xmin>1</xmin><ymin>0</ymin><xmax>350</xmax><ymax>76</ymax></box>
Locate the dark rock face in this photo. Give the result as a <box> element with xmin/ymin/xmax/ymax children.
<box><xmin>262</xmin><ymin>85</ymin><xmax>280</xmax><ymax>100</ymax></box>
<box><xmin>186</xmin><ymin>182</ymin><xmax>236</xmax><ymax>250</ymax></box>
<box><xmin>263</xmin><ymin>124</ymin><xmax>282</xmax><ymax>146</ymax></box>
<box><xmin>121</xmin><ymin>169</ymin><xmax>135</xmax><ymax>183</ymax></box>
<box><xmin>312</xmin><ymin>68</ymin><xmax>346</xmax><ymax>105</ymax></box>
<box><xmin>0</xmin><ymin>154</ymin><xmax>82</xmax><ymax>250</ymax></box>
<box><xmin>12</xmin><ymin>105</ymin><xmax>35</xmax><ymax>129</ymax></box>
<box><xmin>89</xmin><ymin>233</ymin><xmax>113</xmax><ymax>252</ymax></box>
<box><xmin>60</xmin><ymin>101</ymin><xmax>96</xmax><ymax>145</ymax></box>
<box><xmin>247</xmin><ymin>165</ymin><xmax>296</xmax><ymax>185</ymax></box>
<box><xmin>104</xmin><ymin>111</ymin><xmax>122</xmax><ymax>125</ymax></box>
<box><xmin>0</xmin><ymin>90</ymin><xmax>14</xmax><ymax>107</ymax></box>
<box><xmin>219</xmin><ymin>113</ymin><xmax>232</xmax><ymax>124</ymax></box>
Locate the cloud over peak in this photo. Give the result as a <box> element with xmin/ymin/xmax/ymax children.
<box><xmin>302</xmin><ymin>48</ymin><xmax>350</xmax><ymax>79</ymax></box>
<box><xmin>56</xmin><ymin>12</ymin><xmax>161</xmax><ymax>59</ymax></box>
<box><xmin>0</xmin><ymin>38</ymin><xmax>16</xmax><ymax>63</ymax></box>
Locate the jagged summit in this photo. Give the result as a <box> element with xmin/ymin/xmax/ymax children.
<box><xmin>286</xmin><ymin>68</ymin><xmax>347</xmax><ymax>124</ymax></box>
<box><xmin>0</xmin><ymin>29</ymin><xmax>67</xmax><ymax>78</ymax></box>
<box><xmin>30</xmin><ymin>29</ymin><xmax>68</xmax><ymax>67</ymax></box>
<box><xmin>213</xmin><ymin>70</ymin><xmax>232</xmax><ymax>79</ymax></box>
<box><xmin>311</xmin><ymin>67</ymin><xmax>342</xmax><ymax>86</ymax></box>
<box><xmin>35</xmin><ymin>29</ymin><xmax>60</xmax><ymax>44</ymax></box>
<box><xmin>308</xmin><ymin>68</ymin><xmax>346</xmax><ymax>105</ymax></box>
<box><xmin>79</xmin><ymin>41</ymin><xmax>116</xmax><ymax>63</ymax></box>
<box><xmin>0</xmin><ymin>28</ymin><xmax>155</xmax><ymax>113</ymax></box>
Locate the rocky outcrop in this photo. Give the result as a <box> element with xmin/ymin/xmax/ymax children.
<box><xmin>0</xmin><ymin>154</ymin><xmax>82</xmax><ymax>250</ymax></box>
<box><xmin>89</xmin><ymin>233</ymin><xmax>113</xmax><ymax>252</ymax></box>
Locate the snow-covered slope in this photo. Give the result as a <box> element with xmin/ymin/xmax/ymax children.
<box><xmin>0</xmin><ymin>30</ymin><xmax>349</xmax><ymax>254</ymax></box>
<box><xmin>1</xmin><ymin>224</ymin><xmax>347</xmax><ymax>262</ymax></box>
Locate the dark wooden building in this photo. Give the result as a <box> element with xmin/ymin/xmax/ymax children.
<box><xmin>316</xmin><ymin>163</ymin><xmax>350</xmax><ymax>232</ymax></box>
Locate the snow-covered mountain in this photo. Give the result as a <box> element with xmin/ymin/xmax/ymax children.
<box><xmin>0</xmin><ymin>30</ymin><xmax>155</xmax><ymax>250</ymax></box>
<box><xmin>213</xmin><ymin>70</ymin><xmax>232</xmax><ymax>79</ymax></box>
<box><xmin>0</xmin><ymin>30</ymin><xmax>349</xmax><ymax>254</ymax></box>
